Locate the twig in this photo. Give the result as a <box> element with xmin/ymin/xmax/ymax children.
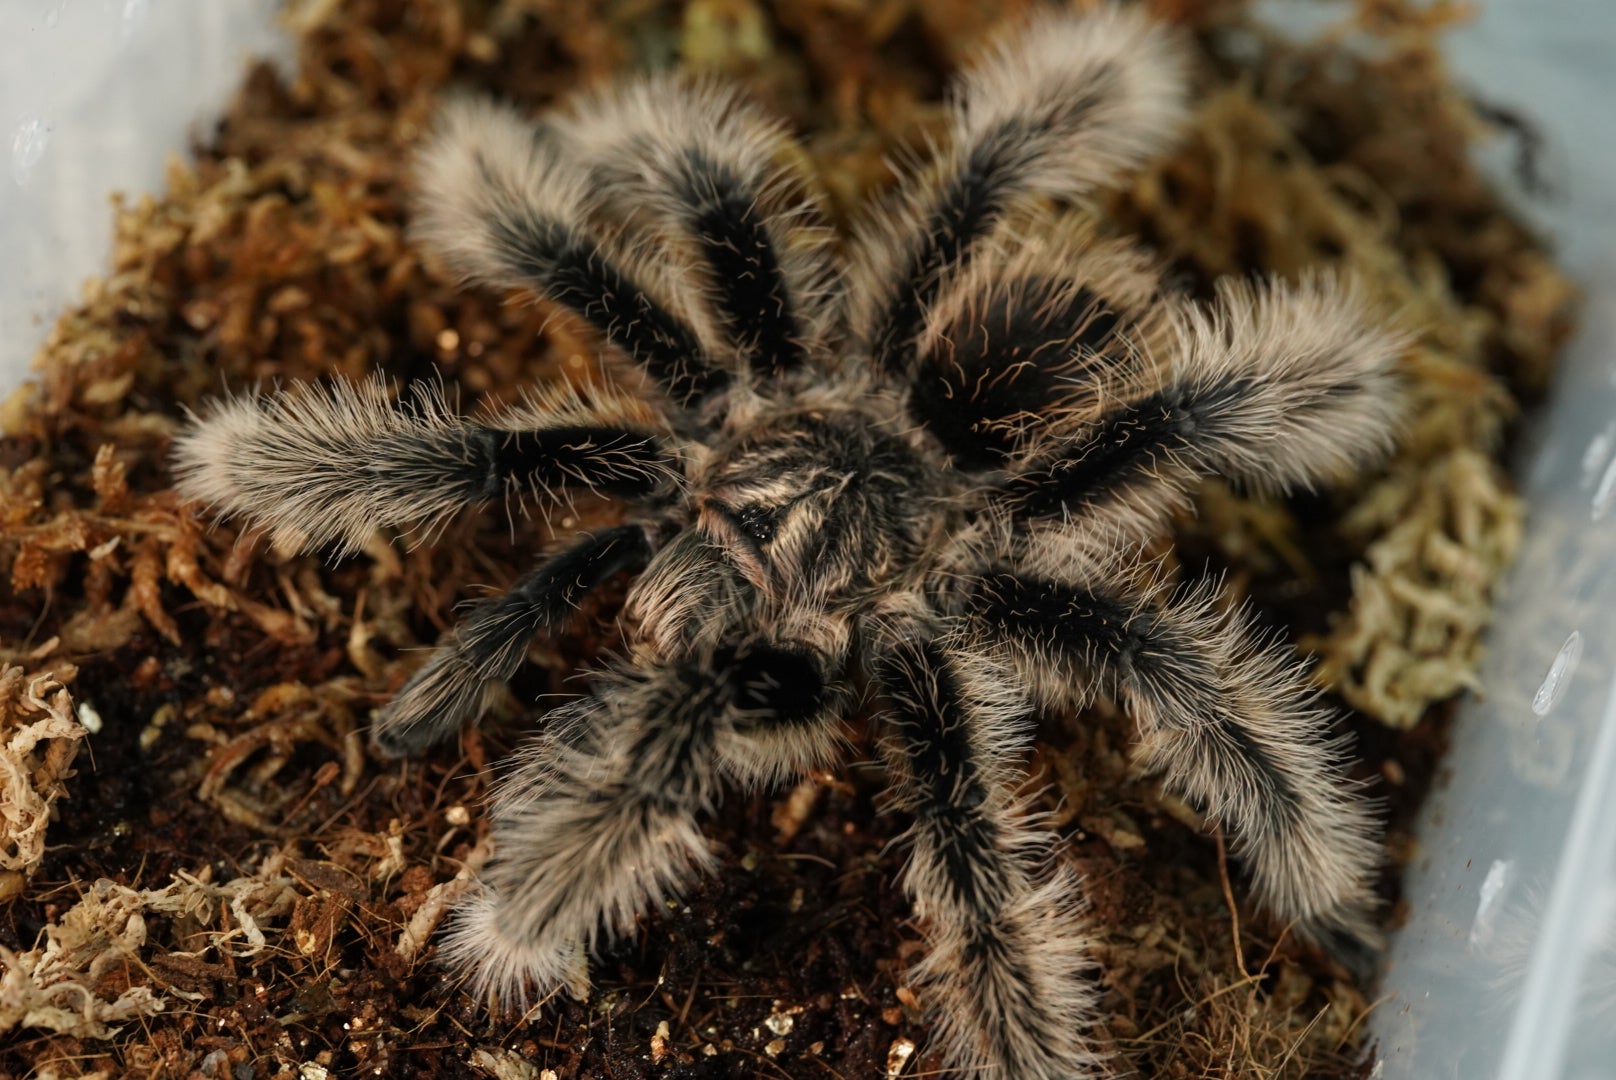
<box><xmin>1214</xmin><ymin>828</ymin><xmax>1248</xmax><ymax>979</ymax></box>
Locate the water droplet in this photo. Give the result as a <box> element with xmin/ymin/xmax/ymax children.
<box><xmin>1581</xmin><ymin>421</ymin><xmax>1616</xmax><ymax>489</ymax></box>
<box><xmin>1532</xmin><ymin>631</ymin><xmax>1583</xmax><ymax>717</ymax></box>
<box><xmin>1594</xmin><ymin>456</ymin><xmax>1616</xmax><ymax>522</ymax></box>
<box><xmin>1588</xmin><ymin>880</ymin><xmax>1616</xmax><ymax>951</ymax></box>
<box><xmin>1470</xmin><ymin>858</ymin><xmax>1512</xmax><ymax>947</ymax></box>
<box><xmin>43</xmin><ymin>1</ymin><xmax>64</xmax><ymax>29</ymax></box>
<box><xmin>10</xmin><ymin>119</ymin><xmax>50</xmax><ymax>187</ymax></box>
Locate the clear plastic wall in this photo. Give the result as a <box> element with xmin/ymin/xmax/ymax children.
<box><xmin>1366</xmin><ymin>2</ymin><xmax>1616</xmax><ymax>1076</ymax></box>
<box><xmin>0</xmin><ymin>1</ymin><xmax>284</xmax><ymax>390</ymax></box>
<box><xmin>2</xmin><ymin>3</ymin><xmax>1613</xmax><ymax>1077</ymax></box>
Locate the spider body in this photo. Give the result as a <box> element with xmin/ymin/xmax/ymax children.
<box><xmin>692</xmin><ymin>406</ymin><xmax>939</xmax><ymax>600</ymax></box>
<box><xmin>174</xmin><ymin>8</ymin><xmax>1403</xmax><ymax>1076</ymax></box>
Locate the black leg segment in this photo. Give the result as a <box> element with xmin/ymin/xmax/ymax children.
<box><xmin>372</xmin><ymin>524</ymin><xmax>653</xmax><ymax>757</ymax></box>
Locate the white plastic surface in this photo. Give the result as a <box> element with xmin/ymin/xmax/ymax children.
<box><xmin>1</xmin><ymin>3</ymin><xmax>1614</xmax><ymax>1077</ymax></box>
<box><xmin>0</xmin><ymin>0</ymin><xmax>285</xmax><ymax>390</ymax></box>
<box><xmin>1367</xmin><ymin>3</ymin><xmax>1616</xmax><ymax>1076</ymax></box>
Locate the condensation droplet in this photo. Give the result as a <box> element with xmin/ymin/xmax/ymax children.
<box><xmin>44</xmin><ymin>1</ymin><xmax>64</xmax><ymax>30</ymax></box>
<box><xmin>1594</xmin><ymin>455</ymin><xmax>1616</xmax><ymax>522</ymax></box>
<box><xmin>1588</xmin><ymin>880</ymin><xmax>1616</xmax><ymax>951</ymax></box>
<box><xmin>1581</xmin><ymin>420</ymin><xmax>1616</xmax><ymax>489</ymax></box>
<box><xmin>1470</xmin><ymin>858</ymin><xmax>1512</xmax><ymax>947</ymax></box>
<box><xmin>1532</xmin><ymin>630</ymin><xmax>1583</xmax><ymax>717</ymax></box>
<box><xmin>10</xmin><ymin>119</ymin><xmax>50</xmax><ymax>187</ymax></box>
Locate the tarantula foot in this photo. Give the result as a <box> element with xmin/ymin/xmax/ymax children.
<box><xmin>367</xmin><ymin>660</ymin><xmax>488</xmax><ymax>760</ymax></box>
<box><xmin>438</xmin><ymin>886</ymin><xmax>592</xmax><ymax>1011</ymax></box>
<box><xmin>1305</xmin><ymin>914</ymin><xmax>1387</xmax><ymax>985</ymax></box>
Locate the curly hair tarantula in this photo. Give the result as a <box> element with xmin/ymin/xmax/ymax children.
<box><xmin>173</xmin><ymin>7</ymin><xmax>1404</xmax><ymax>1076</ymax></box>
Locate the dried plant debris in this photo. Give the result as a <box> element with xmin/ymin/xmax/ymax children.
<box><xmin>0</xmin><ymin>669</ymin><xmax>89</xmax><ymax>895</ymax></box>
<box><xmin>0</xmin><ymin>0</ymin><xmax>1577</xmax><ymax>1078</ymax></box>
<box><xmin>1107</xmin><ymin>13</ymin><xmax>1576</xmax><ymax>729</ymax></box>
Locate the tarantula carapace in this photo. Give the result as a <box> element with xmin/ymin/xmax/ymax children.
<box><xmin>174</xmin><ymin>6</ymin><xmax>1403</xmax><ymax>1076</ymax></box>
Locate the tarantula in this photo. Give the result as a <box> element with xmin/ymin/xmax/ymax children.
<box><xmin>174</xmin><ymin>7</ymin><xmax>1403</xmax><ymax>1076</ymax></box>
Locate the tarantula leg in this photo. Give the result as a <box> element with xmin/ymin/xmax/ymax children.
<box><xmin>554</xmin><ymin>78</ymin><xmax>833</xmax><ymax>377</ymax></box>
<box><xmin>172</xmin><ymin>375</ymin><xmax>673</xmax><ymax>557</ymax></box>
<box><xmin>870</xmin><ymin>613</ymin><xmax>1103</xmax><ymax>1080</ymax></box>
<box><xmin>439</xmin><ymin>670</ymin><xmax>721</xmax><ymax>1008</ymax></box>
<box><xmin>440</xmin><ymin>637</ymin><xmax>847</xmax><ymax>1008</ymax></box>
<box><xmin>849</xmin><ymin>3</ymin><xmax>1188</xmax><ymax>376</ymax></box>
<box><xmin>371</xmin><ymin>524</ymin><xmax>653</xmax><ymax>758</ymax></box>
<box><xmin>714</xmin><ymin>613</ymin><xmax>852</xmax><ymax>784</ymax></box>
<box><xmin>962</xmin><ymin>570</ymin><xmax>1382</xmax><ymax>951</ymax></box>
<box><xmin>413</xmin><ymin>96</ymin><xmax>725</xmax><ymax>406</ymax></box>
<box><xmin>990</xmin><ymin>274</ymin><xmax>1405</xmax><ymax>547</ymax></box>
<box><xmin>908</xmin><ymin>218</ymin><xmax>1165</xmax><ymax>469</ymax></box>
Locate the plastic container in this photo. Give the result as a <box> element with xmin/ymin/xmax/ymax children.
<box><xmin>0</xmin><ymin>1</ymin><xmax>284</xmax><ymax>389</ymax></box>
<box><xmin>1366</xmin><ymin>5</ymin><xmax>1616</xmax><ymax>1077</ymax></box>
<box><xmin>2</xmin><ymin>3</ymin><xmax>1612</xmax><ymax>1077</ymax></box>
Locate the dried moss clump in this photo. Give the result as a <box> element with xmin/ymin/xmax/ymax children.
<box><xmin>0</xmin><ymin>1</ymin><xmax>1578</xmax><ymax>1078</ymax></box>
<box><xmin>0</xmin><ymin>669</ymin><xmax>87</xmax><ymax>898</ymax></box>
<box><xmin>1111</xmin><ymin>7</ymin><xmax>1576</xmax><ymax>727</ymax></box>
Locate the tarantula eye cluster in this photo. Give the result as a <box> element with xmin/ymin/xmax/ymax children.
<box><xmin>173</xmin><ymin>6</ymin><xmax>1405</xmax><ymax>1076</ymax></box>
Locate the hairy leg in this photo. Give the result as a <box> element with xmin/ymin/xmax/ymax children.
<box><xmin>713</xmin><ymin>609</ymin><xmax>853</xmax><ymax>785</ymax></box>
<box><xmin>905</xmin><ymin>215</ymin><xmax>1166</xmax><ymax>469</ymax></box>
<box><xmin>413</xmin><ymin>96</ymin><xmax>727</xmax><ymax>406</ymax></box>
<box><xmin>552</xmin><ymin>77</ymin><xmax>834</xmax><ymax>378</ymax></box>
<box><xmin>960</xmin><ymin>567</ymin><xmax>1381</xmax><ymax>953</ymax></box>
<box><xmin>988</xmin><ymin>274</ymin><xmax>1405</xmax><ymax>550</ymax></box>
<box><xmin>371</xmin><ymin>523</ymin><xmax>653</xmax><ymax>757</ymax></box>
<box><xmin>440</xmin><ymin>636</ymin><xmax>847</xmax><ymax>1007</ymax></box>
<box><xmin>847</xmin><ymin>4</ymin><xmax>1188</xmax><ymax>378</ymax></box>
<box><xmin>868</xmin><ymin>600</ymin><xmax>1103</xmax><ymax>1080</ymax></box>
<box><xmin>173</xmin><ymin>375</ymin><xmax>674</xmax><ymax>556</ymax></box>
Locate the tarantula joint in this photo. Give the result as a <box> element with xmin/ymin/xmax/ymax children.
<box><xmin>174</xmin><ymin>6</ymin><xmax>1405</xmax><ymax>1076</ymax></box>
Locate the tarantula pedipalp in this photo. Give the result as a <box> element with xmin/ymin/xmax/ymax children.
<box><xmin>173</xmin><ymin>7</ymin><xmax>1403</xmax><ymax>1077</ymax></box>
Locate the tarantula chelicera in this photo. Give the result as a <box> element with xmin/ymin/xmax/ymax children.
<box><xmin>174</xmin><ymin>6</ymin><xmax>1403</xmax><ymax>1076</ymax></box>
